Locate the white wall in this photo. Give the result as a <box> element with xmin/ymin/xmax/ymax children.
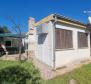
<box><xmin>35</xmin><ymin>21</ymin><xmax>54</xmax><ymax>67</ymax></box>
<box><xmin>55</xmin><ymin>24</ymin><xmax>90</xmax><ymax>68</ymax></box>
<box><xmin>28</xmin><ymin>34</ymin><xmax>35</xmax><ymax>51</ymax></box>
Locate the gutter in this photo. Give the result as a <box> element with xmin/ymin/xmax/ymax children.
<box><xmin>52</xmin><ymin>14</ymin><xmax>57</xmax><ymax>70</ymax></box>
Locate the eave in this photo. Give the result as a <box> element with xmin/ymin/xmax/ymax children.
<box><xmin>32</xmin><ymin>14</ymin><xmax>87</xmax><ymax>29</ymax></box>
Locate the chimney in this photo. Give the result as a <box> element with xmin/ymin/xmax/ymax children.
<box><xmin>88</xmin><ymin>16</ymin><xmax>91</xmax><ymax>24</ymax></box>
<box><xmin>28</xmin><ymin>17</ymin><xmax>35</xmax><ymax>30</ymax></box>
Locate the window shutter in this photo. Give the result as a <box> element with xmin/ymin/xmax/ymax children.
<box><xmin>78</xmin><ymin>32</ymin><xmax>88</xmax><ymax>48</ymax></box>
<box><xmin>55</xmin><ymin>28</ymin><xmax>73</xmax><ymax>49</ymax></box>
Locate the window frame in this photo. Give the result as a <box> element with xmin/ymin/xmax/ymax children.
<box><xmin>5</xmin><ymin>40</ymin><xmax>12</xmax><ymax>47</ymax></box>
<box><xmin>55</xmin><ymin>28</ymin><xmax>73</xmax><ymax>50</ymax></box>
<box><xmin>78</xmin><ymin>32</ymin><xmax>88</xmax><ymax>49</ymax></box>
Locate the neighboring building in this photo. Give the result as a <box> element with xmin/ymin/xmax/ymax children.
<box><xmin>5</xmin><ymin>37</ymin><xmax>19</xmax><ymax>54</ymax></box>
<box><xmin>0</xmin><ymin>37</ymin><xmax>19</xmax><ymax>55</ymax></box>
<box><xmin>0</xmin><ymin>33</ymin><xmax>26</xmax><ymax>55</ymax></box>
<box><xmin>28</xmin><ymin>14</ymin><xmax>90</xmax><ymax>69</ymax></box>
<box><xmin>22</xmin><ymin>34</ymin><xmax>28</xmax><ymax>51</ymax></box>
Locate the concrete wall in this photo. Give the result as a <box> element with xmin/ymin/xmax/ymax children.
<box><xmin>32</xmin><ymin>21</ymin><xmax>90</xmax><ymax>69</ymax></box>
<box><xmin>35</xmin><ymin>21</ymin><xmax>54</xmax><ymax>67</ymax></box>
<box><xmin>28</xmin><ymin>34</ymin><xmax>35</xmax><ymax>51</ymax></box>
<box><xmin>28</xmin><ymin>17</ymin><xmax>36</xmax><ymax>57</ymax></box>
<box><xmin>55</xmin><ymin>24</ymin><xmax>90</xmax><ymax>68</ymax></box>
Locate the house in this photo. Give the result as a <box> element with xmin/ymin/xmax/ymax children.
<box><xmin>28</xmin><ymin>14</ymin><xmax>90</xmax><ymax>70</ymax></box>
<box><xmin>0</xmin><ymin>33</ymin><xmax>26</xmax><ymax>55</ymax></box>
<box><xmin>0</xmin><ymin>36</ymin><xmax>19</xmax><ymax>55</ymax></box>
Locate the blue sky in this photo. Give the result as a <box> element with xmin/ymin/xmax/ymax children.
<box><xmin>0</xmin><ymin>0</ymin><xmax>91</xmax><ymax>32</ymax></box>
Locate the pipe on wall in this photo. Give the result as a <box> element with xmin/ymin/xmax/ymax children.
<box><xmin>52</xmin><ymin>14</ymin><xmax>57</xmax><ymax>70</ymax></box>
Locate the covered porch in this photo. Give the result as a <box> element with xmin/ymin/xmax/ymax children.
<box><xmin>0</xmin><ymin>33</ymin><xmax>26</xmax><ymax>56</ymax></box>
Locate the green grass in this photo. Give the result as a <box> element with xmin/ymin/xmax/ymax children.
<box><xmin>43</xmin><ymin>64</ymin><xmax>91</xmax><ymax>84</ymax></box>
<box><xmin>0</xmin><ymin>60</ymin><xmax>35</xmax><ymax>71</ymax></box>
<box><xmin>0</xmin><ymin>60</ymin><xmax>91</xmax><ymax>84</ymax></box>
<box><xmin>0</xmin><ymin>60</ymin><xmax>41</xmax><ymax>84</ymax></box>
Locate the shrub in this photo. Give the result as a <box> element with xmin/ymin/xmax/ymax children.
<box><xmin>0</xmin><ymin>64</ymin><xmax>41</xmax><ymax>84</ymax></box>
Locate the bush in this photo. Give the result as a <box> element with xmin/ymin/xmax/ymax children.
<box><xmin>0</xmin><ymin>63</ymin><xmax>41</xmax><ymax>84</ymax></box>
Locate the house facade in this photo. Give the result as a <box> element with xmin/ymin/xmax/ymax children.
<box><xmin>0</xmin><ymin>33</ymin><xmax>26</xmax><ymax>55</ymax></box>
<box><xmin>28</xmin><ymin>14</ymin><xmax>90</xmax><ymax>69</ymax></box>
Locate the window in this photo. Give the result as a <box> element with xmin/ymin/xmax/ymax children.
<box><xmin>55</xmin><ymin>28</ymin><xmax>73</xmax><ymax>49</ymax></box>
<box><xmin>5</xmin><ymin>41</ymin><xmax>11</xmax><ymax>47</ymax></box>
<box><xmin>78</xmin><ymin>32</ymin><xmax>88</xmax><ymax>48</ymax></box>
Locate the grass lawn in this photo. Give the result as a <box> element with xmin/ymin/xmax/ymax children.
<box><xmin>0</xmin><ymin>60</ymin><xmax>91</xmax><ymax>84</ymax></box>
<box><xmin>0</xmin><ymin>60</ymin><xmax>41</xmax><ymax>84</ymax></box>
<box><xmin>0</xmin><ymin>60</ymin><xmax>35</xmax><ymax>70</ymax></box>
<box><xmin>43</xmin><ymin>64</ymin><xmax>91</xmax><ymax>84</ymax></box>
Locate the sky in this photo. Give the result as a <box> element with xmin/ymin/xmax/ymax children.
<box><xmin>0</xmin><ymin>0</ymin><xmax>91</xmax><ymax>33</ymax></box>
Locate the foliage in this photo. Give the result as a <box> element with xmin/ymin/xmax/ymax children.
<box><xmin>0</xmin><ymin>66</ymin><xmax>31</xmax><ymax>84</ymax></box>
<box><xmin>2</xmin><ymin>26</ymin><xmax>11</xmax><ymax>33</ymax></box>
<box><xmin>0</xmin><ymin>26</ymin><xmax>11</xmax><ymax>43</ymax></box>
<box><xmin>0</xmin><ymin>61</ymin><xmax>41</xmax><ymax>84</ymax></box>
<box><xmin>0</xmin><ymin>26</ymin><xmax>11</xmax><ymax>33</ymax></box>
<box><xmin>43</xmin><ymin>64</ymin><xmax>91</xmax><ymax>84</ymax></box>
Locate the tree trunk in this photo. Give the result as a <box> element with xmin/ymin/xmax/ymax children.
<box><xmin>18</xmin><ymin>38</ymin><xmax>22</xmax><ymax>61</ymax></box>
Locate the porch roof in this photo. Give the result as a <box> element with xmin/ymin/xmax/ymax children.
<box><xmin>0</xmin><ymin>33</ymin><xmax>26</xmax><ymax>38</ymax></box>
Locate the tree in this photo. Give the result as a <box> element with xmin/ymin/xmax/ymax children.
<box><xmin>0</xmin><ymin>26</ymin><xmax>11</xmax><ymax>33</ymax></box>
<box><xmin>0</xmin><ymin>26</ymin><xmax>11</xmax><ymax>55</ymax></box>
<box><xmin>2</xmin><ymin>26</ymin><xmax>11</xmax><ymax>33</ymax></box>
<box><xmin>7</xmin><ymin>16</ymin><xmax>24</xmax><ymax>61</ymax></box>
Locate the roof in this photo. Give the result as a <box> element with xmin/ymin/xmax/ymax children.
<box><xmin>0</xmin><ymin>33</ymin><xmax>26</xmax><ymax>38</ymax></box>
<box><xmin>33</xmin><ymin>14</ymin><xmax>87</xmax><ymax>29</ymax></box>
